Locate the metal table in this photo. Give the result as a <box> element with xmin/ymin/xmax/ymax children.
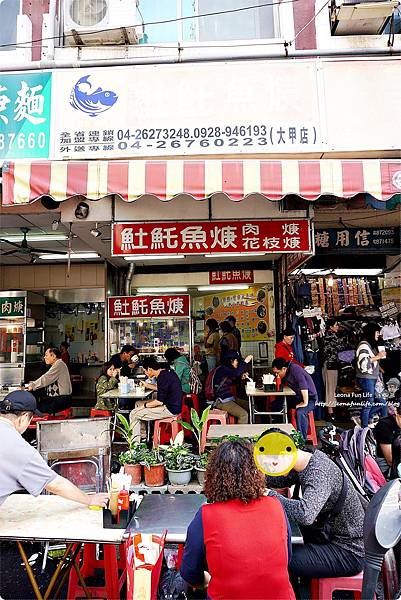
<box><xmin>125</xmin><ymin>493</ymin><xmax>303</xmax><ymax>545</ymax></box>
<box><xmin>247</xmin><ymin>387</ymin><xmax>296</xmax><ymax>424</ymax></box>
<box><xmin>0</xmin><ymin>494</ymin><xmax>126</xmax><ymax>600</ymax></box>
<box><xmin>207</xmin><ymin>423</ymin><xmax>295</xmax><ymax>440</ymax></box>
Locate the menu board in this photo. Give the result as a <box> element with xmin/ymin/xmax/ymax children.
<box><xmin>200</xmin><ymin>285</ymin><xmax>275</xmax><ymax>341</ymax></box>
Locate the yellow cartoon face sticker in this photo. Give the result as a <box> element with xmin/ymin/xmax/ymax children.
<box><xmin>254</xmin><ymin>430</ymin><xmax>297</xmax><ymax>476</ymax></box>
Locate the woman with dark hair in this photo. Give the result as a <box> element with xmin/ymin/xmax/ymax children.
<box><xmin>164</xmin><ymin>347</ymin><xmax>190</xmax><ymax>394</ymax></box>
<box><xmin>204</xmin><ymin>318</ymin><xmax>220</xmax><ymax>372</ymax></box>
<box><xmin>219</xmin><ymin>320</ymin><xmax>238</xmax><ymax>364</ymax></box>
<box><xmin>356</xmin><ymin>322</ymin><xmax>387</xmax><ymax>427</ymax></box>
<box><xmin>213</xmin><ymin>350</ymin><xmax>252</xmax><ymax>423</ymax></box>
<box><xmin>180</xmin><ymin>440</ymin><xmax>295</xmax><ymax>599</ymax></box>
<box><xmin>94</xmin><ymin>362</ymin><xmax>119</xmax><ymax>411</ymax></box>
<box><xmin>275</xmin><ymin>326</ymin><xmax>303</xmax><ymax>367</ymax></box>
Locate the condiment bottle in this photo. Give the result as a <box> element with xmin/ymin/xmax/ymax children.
<box><xmin>109</xmin><ymin>483</ymin><xmax>119</xmax><ymax>518</ymax></box>
<box><xmin>275</xmin><ymin>375</ymin><xmax>282</xmax><ymax>392</ymax></box>
<box><xmin>117</xmin><ymin>487</ymin><xmax>130</xmax><ymax>523</ymax></box>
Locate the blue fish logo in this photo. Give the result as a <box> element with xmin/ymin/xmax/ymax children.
<box><xmin>70</xmin><ymin>75</ymin><xmax>118</xmax><ymax>117</ymax></box>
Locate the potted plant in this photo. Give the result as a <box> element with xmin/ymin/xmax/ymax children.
<box><xmin>178</xmin><ymin>406</ymin><xmax>211</xmax><ymax>486</ymax></box>
<box><xmin>194</xmin><ymin>451</ymin><xmax>209</xmax><ymax>486</ymax></box>
<box><xmin>141</xmin><ymin>447</ymin><xmax>165</xmax><ymax>487</ymax></box>
<box><xmin>162</xmin><ymin>431</ymin><xmax>195</xmax><ymax>486</ymax></box>
<box><xmin>118</xmin><ymin>443</ymin><xmax>146</xmax><ymax>485</ymax></box>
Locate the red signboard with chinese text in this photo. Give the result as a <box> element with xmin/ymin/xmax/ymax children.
<box><xmin>112</xmin><ymin>220</ymin><xmax>311</xmax><ymax>256</ymax></box>
<box><xmin>108</xmin><ymin>295</ymin><xmax>190</xmax><ymax>319</ymax></box>
<box><xmin>209</xmin><ymin>270</ymin><xmax>254</xmax><ymax>284</ymax></box>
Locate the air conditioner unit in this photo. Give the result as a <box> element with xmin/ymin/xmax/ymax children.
<box><xmin>330</xmin><ymin>0</ymin><xmax>398</xmax><ymax>35</ymax></box>
<box><xmin>63</xmin><ymin>0</ymin><xmax>144</xmax><ymax>46</ymax></box>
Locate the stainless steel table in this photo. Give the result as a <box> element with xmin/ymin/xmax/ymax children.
<box><xmin>246</xmin><ymin>387</ymin><xmax>296</xmax><ymax>424</ymax></box>
<box><xmin>125</xmin><ymin>493</ymin><xmax>303</xmax><ymax>545</ymax></box>
<box><xmin>207</xmin><ymin>423</ymin><xmax>295</xmax><ymax>440</ymax></box>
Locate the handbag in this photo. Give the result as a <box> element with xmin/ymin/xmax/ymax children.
<box><xmin>293</xmin><ymin>472</ymin><xmax>348</xmax><ymax>545</ymax></box>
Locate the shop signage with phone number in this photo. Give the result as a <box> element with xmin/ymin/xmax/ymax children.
<box><xmin>112</xmin><ymin>220</ymin><xmax>312</xmax><ymax>256</ymax></box>
<box><xmin>108</xmin><ymin>295</ymin><xmax>190</xmax><ymax>319</ymax></box>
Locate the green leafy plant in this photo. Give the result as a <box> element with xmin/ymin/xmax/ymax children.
<box><xmin>290</xmin><ymin>430</ymin><xmax>306</xmax><ymax>449</ymax></box>
<box><xmin>178</xmin><ymin>405</ymin><xmax>211</xmax><ymax>456</ymax></box>
<box><xmin>115</xmin><ymin>413</ymin><xmax>139</xmax><ymax>451</ymax></box>
<box><xmin>195</xmin><ymin>452</ymin><xmax>209</xmax><ymax>470</ymax></box>
<box><xmin>164</xmin><ymin>445</ymin><xmax>195</xmax><ymax>471</ymax></box>
<box><xmin>118</xmin><ymin>442</ymin><xmax>147</xmax><ymax>466</ymax></box>
<box><xmin>141</xmin><ymin>447</ymin><xmax>165</xmax><ymax>470</ymax></box>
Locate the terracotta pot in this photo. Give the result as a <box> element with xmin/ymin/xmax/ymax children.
<box><xmin>143</xmin><ymin>463</ymin><xmax>165</xmax><ymax>487</ymax></box>
<box><xmin>123</xmin><ymin>463</ymin><xmax>142</xmax><ymax>485</ymax></box>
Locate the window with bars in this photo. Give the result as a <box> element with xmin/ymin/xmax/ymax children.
<box><xmin>139</xmin><ymin>0</ymin><xmax>278</xmax><ymax>44</ymax></box>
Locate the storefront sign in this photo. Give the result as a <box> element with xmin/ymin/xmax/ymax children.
<box><xmin>112</xmin><ymin>220</ymin><xmax>312</xmax><ymax>256</ymax></box>
<box><xmin>108</xmin><ymin>295</ymin><xmax>190</xmax><ymax>319</ymax></box>
<box><xmin>52</xmin><ymin>62</ymin><xmax>321</xmax><ymax>158</ymax></box>
<box><xmin>0</xmin><ymin>72</ymin><xmax>52</xmax><ymax>159</ymax></box>
<box><xmin>315</xmin><ymin>227</ymin><xmax>400</xmax><ymax>252</ymax></box>
<box><xmin>209</xmin><ymin>270</ymin><xmax>254</xmax><ymax>284</ymax></box>
<box><xmin>0</xmin><ymin>296</ymin><xmax>25</xmax><ymax>317</ymax></box>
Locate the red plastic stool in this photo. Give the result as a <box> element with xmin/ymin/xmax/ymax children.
<box><xmin>310</xmin><ymin>571</ymin><xmax>373</xmax><ymax>600</ymax></box>
<box><xmin>182</xmin><ymin>393</ymin><xmax>200</xmax><ymax>415</ymax></box>
<box><xmin>68</xmin><ymin>542</ymin><xmax>126</xmax><ymax>600</ymax></box>
<box><xmin>200</xmin><ymin>409</ymin><xmax>228</xmax><ymax>453</ymax></box>
<box><xmin>289</xmin><ymin>408</ymin><xmax>318</xmax><ymax>446</ymax></box>
<box><xmin>153</xmin><ymin>414</ymin><xmax>182</xmax><ymax>447</ymax></box>
<box><xmin>90</xmin><ymin>408</ymin><xmax>113</xmax><ymax>418</ymax></box>
<box><xmin>50</xmin><ymin>408</ymin><xmax>73</xmax><ymax>420</ymax></box>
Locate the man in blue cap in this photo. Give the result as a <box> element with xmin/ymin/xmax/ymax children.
<box><xmin>0</xmin><ymin>390</ymin><xmax>108</xmax><ymax>507</ymax></box>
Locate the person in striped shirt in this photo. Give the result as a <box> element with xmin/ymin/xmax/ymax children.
<box><xmin>356</xmin><ymin>322</ymin><xmax>387</xmax><ymax>427</ymax></box>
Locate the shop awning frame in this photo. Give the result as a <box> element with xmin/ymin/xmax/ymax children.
<box><xmin>2</xmin><ymin>158</ymin><xmax>401</xmax><ymax>205</ymax></box>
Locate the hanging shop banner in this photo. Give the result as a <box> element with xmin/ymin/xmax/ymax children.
<box><xmin>0</xmin><ymin>72</ymin><xmax>52</xmax><ymax>159</ymax></box>
<box><xmin>196</xmin><ymin>285</ymin><xmax>275</xmax><ymax>342</ymax></box>
<box><xmin>108</xmin><ymin>295</ymin><xmax>190</xmax><ymax>319</ymax></box>
<box><xmin>209</xmin><ymin>270</ymin><xmax>254</xmax><ymax>284</ymax></box>
<box><xmin>315</xmin><ymin>227</ymin><xmax>400</xmax><ymax>252</ymax></box>
<box><xmin>51</xmin><ymin>62</ymin><xmax>321</xmax><ymax>159</ymax></box>
<box><xmin>112</xmin><ymin>220</ymin><xmax>312</xmax><ymax>256</ymax></box>
<box><xmin>0</xmin><ymin>296</ymin><xmax>25</xmax><ymax>317</ymax></box>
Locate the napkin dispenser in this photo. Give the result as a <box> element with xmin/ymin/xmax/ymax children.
<box><xmin>263</xmin><ymin>373</ymin><xmax>275</xmax><ymax>391</ymax></box>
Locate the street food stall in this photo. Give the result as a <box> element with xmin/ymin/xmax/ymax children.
<box><xmin>108</xmin><ymin>294</ymin><xmax>193</xmax><ymax>361</ymax></box>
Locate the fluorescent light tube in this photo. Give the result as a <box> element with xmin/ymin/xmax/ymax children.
<box><xmin>124</xmin><ymin>255</ymin><xmax>185</xmax><ymax>261</ymax></box>
<box><xmin>136</xmin><ymin>287</ymin><xmax>188</xmax><ymax>293</ymax></box>
<box><xmin>197</xmin><ymin>285</ymin><xmax>250</xmax><ymax>291</ymax></box>
<box><xmin>38</xmin><ymin>252</ymin><xmax>100</xmax><ymax>260</ymax></box>
<box><xmin>334</xmin><ymin>269</ymin><xmax>383</xmax><ymax>276</ymax></box>
<box><xmin>1</xmin><ymin>234</ymin><xmax>69</xmax><ymax>242</ymax></box>
<box><xmin>204</xmin><ymin>252</ymin><xmax>265</xmax><ymax>258</ymax></box>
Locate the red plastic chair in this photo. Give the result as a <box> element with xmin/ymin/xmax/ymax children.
<box><xmin>181</xmin><ymin>394</ymin><xmax>200</xmax><ymax>440</ymax></box>
<box><xmin>310</xmin><ymin>571</ymin><xmax>374</xmax><ymax>600</ymax></box>
<box><xmin>153</xmin><ymin>414</ymin><xmax>182</xmax><ymax>447</ymax></box>
<box><xmin>50</xmin><ymin>408</ymin><xmax>73</xmax><ymax>420</ymax></box>
<box><xmin>289</xmin><ymin>408</ymin><xmax>318</xmax><ymax>446</ymax></box>
<box><xmin>200</xmin><ymin>408</ymin><xmax>228</xmax><ymax>453</ymax></box>
<box><xmin>28</xmin><ymin>415</ymin><xmax>49</xmax><ymax>429</ymax></box>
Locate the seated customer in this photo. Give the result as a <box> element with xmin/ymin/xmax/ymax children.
<box><xmin>164</xmin><ymin>348</ymin><xmax>190</xmax><ymax>394</ymax></box>
<box><xmin>110</xmin><ymin>344</ymin><xmax>139</xmax><ymax>378</ymax></box>
<box><xmin>266</xmin><ymin>430</ymin><xmax>364</xmax><ymax>585</ymax></box>
<box><xmin>213</xmin><ymin>350</ymin><xmax>252</xmax><ymax>424</ymax></box>
<box><xmin>28</xmin><ymin>347</ymin><xmax>72</xmax><ymax>414</ymax></box>
<box><xmin>272</xmin><ymin>357</ymin><xmax>316</xmax><ymax>440</ymax></box>
<box><xmin>129</xmin><ymin>356</ymin><xmax>182</xmax><ymax>441</ymax></box>
<box><xmin>180</xmin><ymin>440</ymin><xmax>295</xmax><ymax>599</ymax></box>
<box><xmin>94</xmin><ymin>363</ymin><xmax>119</xmax><ymax>411</ymax></box>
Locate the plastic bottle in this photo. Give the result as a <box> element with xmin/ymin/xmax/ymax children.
<box><xmin>275</xmin><ymin>375</ymin><xmax>282</xmax><ymax>392</ymax></box>
<box><xmin>109</xmin><ymin>483</ymin><xmax>119</xmax><ymax>518</ymax></box>
<box><xmin>117</xmin><ymin>487</ymin><xmax>130</xmax><ymax>523</ymax></box>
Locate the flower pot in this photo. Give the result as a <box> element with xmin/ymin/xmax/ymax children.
<box><xmin>166</xmin><ymin>467</ymin><xmax>192</xmax><ymax>486</ymax></box>
<box><xmin>194</xmin><ymin>466</ymin><xmax>206</xmax><ymax>487</ymax></box>
<box><xmin>123</xmin><ymin>463</ymin><xmax>142</xmax><ymax>485</ymax></box>
<box><xmin>143</xmin><ymin>463</ymin><xmax>165</xmax><ymax>487</ymax></box>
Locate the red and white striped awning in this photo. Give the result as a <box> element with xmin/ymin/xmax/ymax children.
<box><xmin>2</xmin><ymin>158</ymin><xmax>401</xmax><ymax>205</ymax></box>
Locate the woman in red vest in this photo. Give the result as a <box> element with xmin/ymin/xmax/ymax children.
<box><xmin>180</xmin><ymin>440</ymin><xmax>295</xmax><ymax>600</ymax></box>
<box><xmin>275</xmin><ymin>327</ymin><xmax>304</xmax><ymax>367</ymax></box>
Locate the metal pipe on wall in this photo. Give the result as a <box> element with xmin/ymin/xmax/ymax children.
<box><xmin>125</xmin><ymin>263</ymin><xmax>135</xmax><ymax>296</ymax></box>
